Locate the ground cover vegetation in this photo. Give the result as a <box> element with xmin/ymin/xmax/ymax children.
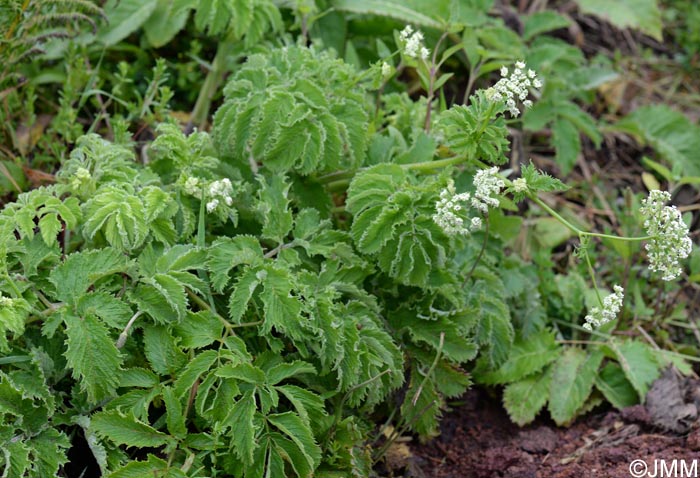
<box><xmin>0</xmin><ymin>0</ymin><xmax>698</xmax><ymax>476</ymax></box>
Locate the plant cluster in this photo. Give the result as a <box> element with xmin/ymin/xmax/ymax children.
<box><xmin>0</xmin><ymin>0</ymin><xmax>697</xmax><ymax>477</ymax></box>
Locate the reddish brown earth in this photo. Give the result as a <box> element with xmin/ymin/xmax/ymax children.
<box><xmin>398</xmin><ymin>386</ymin><xmax>700</xmax><ymax>478</ymax></box>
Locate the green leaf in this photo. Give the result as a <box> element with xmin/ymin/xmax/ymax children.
<box><xmin>475</xmin><ymin>294</ymin><xmax>514</xmax><ymax>367</ymax></box>
<box><xmin>0</xmin><ymin>297</ymin><xmax>29</xmax><ymax>353</ymax></box>
<box><xmin>142</xmin><ymin>0</ymin><xmax>193</xmax><ymax>47</ymax></box>
<box><xmin>173</xmin><ymin>350</ymin><xmax>218</xmax><ymax>398</ymax></box>
<box><xmin>276</xmin><ymin>385</ymin><xmax>326</xmax><ymax>427</ymax></box>
<box><xmin>595</xmin><ymin>362</ymin><xmax>639</xmax><ymax>409</ymax></box>
<box><xmin>266</xmin><ymin>361</ymin><xmax>316</xmax><ymax>385</ymax></box>
<box><xmin>616</xmin><ymin>105</ymin><xmax>700</xmax><ymax>177</ymax></box>
<box><xmin>38</xmin><ymin>213</ymin><xmax>62</xmax><ymax>246</ymax></box>
<box><xmin>107</xmin><ymin>455</ymin><xmax>172</xmax><ymax>478</ymax></box>
<box><xmin>610</xmin><ymin>340</ymin><xmax>660</xmax><ymax>400</ymax></box>
<box><xmin>64</xmin><ymin>314</ymin><xmax>122</xmax><ymax>403</ymax></box>
<box><xmin>259</xmin><ymin>266</ymin><xmax>302</xmax><ymax>337</ymax></box>
<box><xmin>477</xmin><ymin>330</ymin><xmax>560</xmax><ymax>384</ymax></box>
<box><xmin>207</xmin><ymin>236</ymin><xmax>264</xmax><ymax>293</ymax></box>
<box><xmin>523</xmin><ymin>11</ymin><xmax>570</xmax><ymax>41</ymax></box>
<box><xmin>503</xmin><ymin>369</ymin><xmax>552</xmax><ymax>426</ymax></box>
<box><xmin>257</xmin><ymin>175</ymin><xmax>293</xmax><ymax>244</ymax></box>
<box><xmin>92</xmin><ymin>410</ymin><xmax>173</xmax><ymax>448</ymax></box>
<box><xmin>83</xmin><ymin>187</ymin><xmax>149</xmax><ymax>251</ymax></box>
<box><xmin>548</xmin><ymin>348</ymin><xmax>603</xmax><ymax>425</ymax></box>
<box><xmin>551</xmin><ymin>119</ymin><xmax>580</xmax><ymax>175</ymax></box>
<box><xmin>437</xmin><ymin>94</ymin><xmax>510</xmax><ymax>165</ymax></box>
<box><xmin>267</xmin><ymin>412</ymin><xmax>321</xmax><ymax>470</ymax></box>
<box><xmin>142</xmin><ymin>326</ymin><xmax>187</xmax><ymax>376</ymax></box>
<box><xmin>573</xmin><ymin>0</ymin><xmax>662</xmax><ymax>40</ymax></box>
<box><xmin>330</xmin><ymin>0</ymin><xmax>441</xmax><ymax>29</ymax></box>
<box><xmin>172</xmin><ymin>311</ymin><xmax>222</xmax><ymax>349</ymax></box>
<box><xmin>162</xmin><ymin>386</ymin><xmax>187</xmax><ymax>439</ymax></box>
<box><xmin>98</xmin><ymin>0</ymin><xmax>159</xmax><ymax>46</ymax></box>
<box><xmin>223</xmin><ymin>390</ymin><xmax>258</xmax><ymax>464</ymax></box>
<box><xmin>50</xmin><ymin>248</ymin><xmax>130</xmax><ymax>303</ymax></box>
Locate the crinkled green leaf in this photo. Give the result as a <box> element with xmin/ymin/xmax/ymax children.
<box><xmin>64</xmin><ymin>314</ymin><xmax>122</xmax><ymax>403</ymax></box>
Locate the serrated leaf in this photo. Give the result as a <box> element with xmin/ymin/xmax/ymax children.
<box><xmin>475</xmin><ymin>294</ymin><xmax>514</xmax><ymax>367</ymax></box>
<box><xmin>83</xmin><ymin>186</ymin><xmax>148</xmax><ymax>251</ymax></box>
<box><xmin>64</xmin><ymin>314</ymin><xmax>121</xmax><ymax>403</ymax></box>
<box><xmin>548</xmin><ymin>348</ymin><xmax>603</xmax><ymax>425</ymax></box>
<box><xmin>260</xmin><ymin>266</ymin><xmax>302</xmax><ymax>337</ymax></box>
<box><xmin>107</xmin><ymin>455</ymin><xmax>172</xmax><ymax>478</ymax></box>
<box><xmin>267</xmin><ymin>412</ymin><xmax>321</xmax><ymax>470</ymax></box>
<box><xmin>224</xmin><ymin>390</ymin><xmax>258</xmax><ymax>464</ymax></box>
<box><xmin>120</xmin><ymin>368</ymin><xmax>159</xmax><ymax>388</ymax></box>
<box><xmin>477</xmin><ymin>330</ymin><xmax>559</xmax><ymax>384</ymax></box>
<box><xmin>207</xmin><ymin>236</ymin><xmax>264</xmax><ymax>292</ymax></box>
<box><xmin>595</xmin><ymin>362</ymin><xmax>639</xmax><ymax>409</ymax></box>
<box><xmin>50</xmin><ymin>248</ymin><xmax>130</xmax><ymax>303</ymax></box>
<box><xmin>172</xmin><ymin>311</ymin><xmax>222</xmax><ymax>349</ymax></box>
<box><xmin>276</xmin><ymin>385</ymin><xmax>326</xmax><ymax>427</ymax></box>
<box><xmin>617</xmin><ymin>105</ymin><xmax>700</xmax><ymax>177</ymax></box>
<box><xmin>257</xmin><ymin>175</ymin><xmax>293</xmax><ymax>243</ymax></box>
<box><xmin>173</xmin><ymin>350</ymin><xmax>218</xmax><ymax>398</ymax></box>
<box><xmin>142</xmin><ymin>325</ymin><xmax>187</xmax><ymax>376</ymax></box>
<box><xmin>610</xmin><ymin>340</ymin><xmax>660</xmax><ymax>401</ymax></box>
<box><xmin>162</xmin><ymin>386</ymin><xmax>187</xmax><ymax>439</ymax></box>
<box><xmin>503</xmin><ymin>369</ymin><xmax>552</xmax><ymax>426</ymax></box>
<box><xmin>92</xmin><ymin>410</ymin><xmax>173</xmax><ymax>448</ymax></box>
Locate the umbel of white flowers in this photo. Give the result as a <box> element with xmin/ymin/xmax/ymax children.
<box><xmin>433</xmin><ymin>167</ymin><xmax>504</xmax><ymax>236</ymax></box>
<box><xmin>640</xmin><ymin>190</ymin><xmax>693</xmax><ymax>281</ymax></box>
<box><xmin>583</xmin><ymin>285</ymin><xmax>624</xmax><ymax>330</ymax></box>
<box><xmin>399</xmin><ymin>25</ymin><xmax>430</xmax><ymax>60</ymax></box>
<box><xmin>486</xmin><ymin>61</ymin><xmax>542</xmax><ymax>117</ymax></box>
<box><xmin>182</xmin><ymin>176</ymin><xmax>234</xmax><ymax>213</ymax></box>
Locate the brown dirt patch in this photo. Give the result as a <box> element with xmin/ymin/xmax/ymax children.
<box><xmin>402</xmin><ymin>388</ymin><xmax>700</xmax><ymax>478</ymax></box>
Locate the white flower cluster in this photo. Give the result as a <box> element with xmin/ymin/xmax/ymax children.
<box><xmin>381</xmin><ymin>61</ymin><xmax>392</xmax><ymax>78</ymax></box>
<box><xmin>472</xmin><ymin>167</ymin><xmax>505</xmax><ymax>213</ymax></box>
<box><xmin>207</xmin><ymin>178</ymin><xmax>233</xmax><ymax>213</ymax></box>
<box><xmin>433</xmin><ymin>180</ymin><xmax>481</xmax><ymax>236</ymax></box>
<box><xmin>512</xmin><ymin>177</ymin><xmax>528</xmax><ymax>193</ymax></box>
<box><xmin>583</xmin><ymin>285</ymin><xmax>624</xmax><ymax>331</ymax></box>
<box><xmin>433</xmin><ymin>168</ymin><xmax>505</xmax><ymax>236</ymax></box>
<box><xmin>71</xmin><ymin>167</ymin><xmax>91</xmax><ymax>189</ymax></box>
<box><xmin>640</xmin><ymin>190</ymin><xmax>693</xmax><ymax>281</ymax></box>
<box><xmin>183</xmin><ymin>176</ymin><xmax>202</xmax><ymax>197</ymax></box>
<box><xmin>0</xmin><ymin>294</ymin><xmax>12</xmax><ymax>306</ymax></box>
<box><xmin>399</xmin><ymin>26</ymin><xmax>429</xmax><ymax>61</ymax></box>
<box><xmin>486</xmin><ymin>61</ymin><xmax>542</xmax><ymax>117</ymax></box>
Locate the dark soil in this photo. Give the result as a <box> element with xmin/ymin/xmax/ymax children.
<box><xmin>401</xmin><ymin>379</ymin><xmax>700</xmax><ymax>478</ymax></box>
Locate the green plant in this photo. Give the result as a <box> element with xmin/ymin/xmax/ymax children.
<box><xmin>1</xmin><ymin>4</ymin><xmax>698</xmax><ymax>478</ymax></box>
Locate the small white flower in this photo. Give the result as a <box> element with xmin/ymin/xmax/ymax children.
<box><xmin>640</xmin><ymin>190</ymin><xmax>693</xmax><ymax>281</ymax></box>
<box><xmin>381</xmin><ymin>61</ymin><xmax>392</xmax><ymax>78</ymax></box>
<box><xmin>489</xmin><ymin>61</ymin><xmax>541</xmax><ymax>116</ymax></box>
<box><xmin>206</xmin><ymin>199</ymin><xmax>219</xmax><ymax>213</ymax></box>
<box><xmin>400</xmin><ymin>25</ymin><xmax>429</xmax><ymax>60</ymax></box>
<box><xmin>512</xmin><ymin>177</ymin><xmax>528</xmax><ymax>193</ymax></box>
<box><xmin>183</xmin><ymin>176</ymin><xmax>201</xmax><ymax>196</ymax></box>
<box><xmin>472</xmin><ymin>167</ymin><xmax>504</xmax><ymax>213</ymax></box>
<box><xmin>433</xmin><ymin>180</ymin><xmax>479</xmax><ymax>236</ymax></box>
<box><xmin>583</xmin><ymin>285</ymin><xmax>624</xmax><ymax>330</ymax></box>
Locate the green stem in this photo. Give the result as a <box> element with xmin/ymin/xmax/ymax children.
<box><xmin>529</xmin><ymin>195</ymin><xmax>652</xmax><ymax>242</ymax></box>
<box><xmin>582</xmin><ymin>244</ymin><xmax>603</xmax><ymax>306</ymax></box>
<box><xmin>189</xmin><ymin>42</ymin><xmax>232</xmax><ymax>130</ymax></box>
<box><xmin>463</xmin><ymin>217</ymin><xmax>489</xmax><ymax>285</ymax></box>
<box><xmin>402</xmin><ymin>155</ymin><xmax>465</xmax><ymax>172</ymax></box>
